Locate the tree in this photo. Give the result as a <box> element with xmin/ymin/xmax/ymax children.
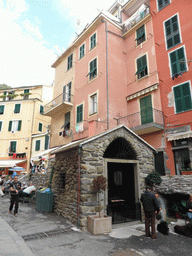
<box><xmin>0</xmin><ymin>84</ymin><xmax>11</xmax><ymax>89</ymax></box>
<box><xmin>145</xmin><ymin>171</ymin><xmax>162</xmax><ymax>187</ymax></box>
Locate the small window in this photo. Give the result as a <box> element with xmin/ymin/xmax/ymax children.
<box><xmin>23</xmin><ymin>89</ymin><xmax>30</xmax><ymax>99</ymax></box>
<box><xmin>8</xmin><ymin>120</ymin><xmax>22</xmax><ymax>132</ymax></box>
<box><xmin>169</xmin><ymin>47</ymin><xmax>187</xmax><ymax>78</ymax></box>
<box><xmin>10</xmin><ymin>141</ymin><xmax>17</xmax><ymax>153</ymax></box>
<box><xmin>164</xmin><ymin>14</ymin><xmax>181</xmax><ymax>50</ymax></box>
<box><xmin>44</xmin><ymin>135</ymin><xmax>49</xmax><ymax>150</ymax></box>
<box><xmin>90</xmin><ymin>33</ymin><xmax>96</xmax><ymax>50</ymax></box>
<box><xmin>64</xmin><ymin>112</ymin><xmax>70</xmax><ymax>130</ymax></box>
<box><xmin>79</xmin><ymin>44</ymin><xmax>85</xmax><ymax>59</ymax></box>
<box><xmin>14</xmin><ymin>104</ymin><xmax>21</xmax><ymax>114</ymax></box>
<box><xmin>173</xmin><ymin>82</ymin><xmax>192</xmax><ymax>113</ymax></box>
<box><xmin>60</xmin><ymin>173</ymin><xmax>66</xmax><ymax>189</ymax></box>
<box><xmin>63</xmin><ymin>82</ymin><xmax>71</xmax><ymax>102</ymax></box>
<box><xmin>158</xmin><ymin>0</ymin><xmax>170</xmax><ymax>11</ymax></box>
<box><xmin>0</xmin><ymin>105</ymin><xmax>5</xmax><ymax>115</ymax></box>
<box><xmin>35</xmin><ymin>140</ymin><xmax>41</xmax><ymax>151</ymax></box>
<box><xmin>90</xmin><ymin>94</ymin><xmax>97</xmax><ymax>115</ymax></box>
<box><xmin>38</xmin><ymin>123</ymin><xmax>43</xmax><ymax>132</ymax></box>
<box><xmin>87</xmin><ymin>58</ymin><xmax>97</xmax><ymax>80</ymax></box>
<box><xmin>67</xmin><ymin>53</ymin><xmax>73</xmax><ymax>70</ymax></box>
<box><xmin>135</xmin><ymin>55</ymin><xmax>148</xmax><ymax>79</ymax></box>
<box><xmin>40</xmin><ymin>105</ymin><xmax>44</xmax><ymax>114</ymax></box>
<box><xmin>136</xmin><ymin>25</ymin><xmax>145</xmax><ymax>46</ymax></box>
<box><xmin>76</xmin><ymin>104</ymin><xmax>83</xmax><ymax>123</ymax></box>
<box><xmin>0</xmin><ymin>121</ymin><xmax>2</xmax><ymax>132</ymax></box>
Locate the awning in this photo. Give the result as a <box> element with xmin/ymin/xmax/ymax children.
<box><xmin>31</xmin><ymin>147</ymin><xmax>61</xmax><ymax>162</ymax></box>
<box><xmin>167</xmin><ymin>131</ymin><xmax>192</xmax><ymax>141</ymax></box>
<box><xmin>0</xmin><ymin>159</ymin><xmax>27</xmax><ymax>168</ymax></box>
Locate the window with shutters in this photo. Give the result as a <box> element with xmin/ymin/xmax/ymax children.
<box><xmin>8</xmin><ymin>120</ymin><xmax>22</xmax><ymax>132</ymax></box>
<box><xmin>173</xmin><ymin>82</ymin><xmax>192</xmax><ymax>113</ymax></box>
<box><xmin>14</xmin><ymin>104</ymin><xmax>21</xmax><ymax>114</ymax></box>
<box><xmin>0</xmin><ymin>121</ymin><xmax>2</xmax><ymax>132</ymax></box>
<box><xmin>23</xmin><ymin>89</ymin><xmax>30</xmax><ymax>99</ymax></box>
<box><xmin>76</xmin><ymin>104</ymin><xmax>83</xmax><ymax>123</ymax></box>
<box><xmin>79</xmin><ymin>43</ymin><xmax>85</xmax><ymax>59</ymax></box>
<box><xmin>140</xmin><ymin>95</ymin><xmax>153</xmax><ymax>125</ymax></box>
<box><xmin>87</xmin><ymin>58</ymin><xmax>97</xmax><ymax>80</ymax></box>
<box><xmin>63</xmin><ymin>82</ymin><xmax>71</xmax><ymax>102</ymax></box>
<box><xmin>64</xmin><ymin>112</ymin><xmax>70</xmax><ymax>130</ymax></box>
<box><xmin>164</xmin><ymin>14</ymin><xmax>181</xmax><ymax>50</ymax></box>
<box><xmin>67</xmin><ymin>54</ymin><xmax>73</xmax><ymax>70</ymax></box>
<box><xmin>89</xmin><ymin>93</ymin><xmax>97</xmax><ymax>115</ymax></box>
<box><xmin>9</xmin><ymin>141</ymin><xmax>17</xmax><ymax>153</ymax></box>
<box><xmin>136</xmin><ymin>25</ymin><xmax>146</xmax><ymax>46</ymax></box>
<box><xmin>44</xmin><ymin>135</ymin><xmax>49</xmax><ymax>150</ymax></box>
<box><xmin>135</xmin><ymin>55</ymin><xmax>148</xmax><ymax>79</ymax></box>
<box><xmin>38</xmin><ymin>123</ymin><xmax>43</xmax><ymax>132</ymax></box>
<box><xmin>90</xmin><ymin>33</ymin><xmax>96</xmax><ymax>50</ymax></box>
<box><xmin>169</xmin><ymin>46</ymin><xmax>187</xmax><ymax>78</ymax></box>
<box><xmin>0</xmin><ymin>105</ymin><xmax>5</xmax><ymax>115</ymax></box>
<box><xmin>40</xmin><ymin>105</ymin><xmax>44</xmax><ymax>114</ymax></box>
<box><xmin>157</xmin><ymin>0</ymin><xmax>170</xmax><ymax>11</ymax></box>
<box><xmin>35</xmin><ymin>140</ymin><xmax>41</xmax><ymax>151</ymax></box>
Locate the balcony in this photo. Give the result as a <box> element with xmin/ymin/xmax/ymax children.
<box><xmin>117</xmin><ymin>109</ymin><xmax>164</xmax><ymax>135</ymax></box>
<box><xmin>123</xmin><ymin>5</ymin><xmax>150</xmax><ymax>36</ymax></box>
<box><xmin>44</xmin><ymin>92</ymin><xmax>73</xmax><ymax>117</ymax></box>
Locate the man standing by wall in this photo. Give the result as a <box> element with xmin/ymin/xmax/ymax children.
<box><xmin>9</xmin><ymin>175</ymin><xmax>21</xmax><ymax>216</ymax></box>
<box><xmin>141</xmin><ymin>186</ymin><xmax>160</xmax><ymax>239</ymax></box>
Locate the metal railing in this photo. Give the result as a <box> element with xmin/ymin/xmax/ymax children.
<box><xmin>123</xmin><ymin>6</ymin><xmax>150</xmax><ymax>34</ymax></box>
<box><xmin>44</xmin><ymin>92</ymin><xmax>73</xmax><ymax>114</ymax></box>
<box><xmin>116</xmin><ymin>108</ymin><xmax>164</xmax><ymax>129</ymax></box>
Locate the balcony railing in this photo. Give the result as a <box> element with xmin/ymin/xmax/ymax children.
<box><xmin>44</xmin><ymin>92</ymin><xmax>73</xmax><ymax>116</ymax></box>
<box><xmin>116</xmin><ymin>108</ymin><xmax>164</xmax><ymax>135</ymax></box>
<box><xmin>123</xmin><ymin>6</ymin><xmax>150</xmax><ymax>34</ymax></box>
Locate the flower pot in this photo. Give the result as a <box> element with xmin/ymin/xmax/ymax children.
<box><xmin>87</xmin><ymin>215</ymin><xmax>112</xmax><ymax>235</ymax></box>
<box><xmin>181</xmin><ymin>171</ymin><xmax>192</xmax><ymax>175</ymax></box>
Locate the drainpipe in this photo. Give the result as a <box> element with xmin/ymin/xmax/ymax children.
<box><xmin>77</xmin><ymin>144</ymin><xmax>82</xmax><ymax>229</ymax></box>
<box><xmin>102</xmin><ymin>19</ymin><xmax>109</xmax><ymax>130</ymax></box>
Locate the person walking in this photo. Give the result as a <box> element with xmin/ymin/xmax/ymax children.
<box><xmin>9</xmin><ymin>175</ymin><xmax>21</xmax><ymax>216</ymax></box>
<box><xmin>141</xmin><ymin>186</ymin><xmax>160</xmax><ymax>239</ymax></box>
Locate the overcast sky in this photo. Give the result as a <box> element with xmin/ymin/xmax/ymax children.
<box><xmin>0</xmin><ymin>0</ymin><xmax>122</xmax><ymax>88</ymax></box>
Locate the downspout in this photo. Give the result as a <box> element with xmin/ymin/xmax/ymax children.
<box><xmin>102</xmin><ymin>20</ymin><xmax>109</xmax><ymax>130</ymax></box>
<box><xmin>28</xmin><ymin>99</ymin><xmax>36</xmax><ymax>173</ymax></box>
<box><xmin>77</xmin><ymin>144</ymin><xmax>82</xmax><ymax>229</ymax></box>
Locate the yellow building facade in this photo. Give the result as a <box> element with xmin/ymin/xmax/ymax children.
<box><xmin>0</xmin><ymin>85</ymin><xmax>52</xmax><ymax>173</ymax></box>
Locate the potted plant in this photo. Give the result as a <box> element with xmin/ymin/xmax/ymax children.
<box><xmin>87</xmin><ymin>175</ymin><xmax>112</xmax><ymax>235</ymax></box>
<box><xmin>145</xmin><ymin>170</ymin><xmax>162</xmax><ymax>189</ymax></box>
<box><xmin>181</xmin><ymin>168</ymin><xmax>192</xmax><ymax>175</ymax></box>
<box><xmin>20</xmin><ymin>92</ymin><xmax>31</xmax><ymax>99</ymax></box>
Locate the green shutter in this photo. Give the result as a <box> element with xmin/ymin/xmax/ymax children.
<box><xmin>0</xmin><ymin>121</ymin><xmax>2</xmax><ymax>132</ymax></box>
<box><xmin>136</xmin><ymin>55</ymin><xmax>147</xmax><ymax>78</ymax></box>
<box><xmin>170</xmin><ymin>47</ymin><xmax>187</xmax><ymax>76</ymax></box>
<box><xmin>136</xmin><ymin>25</ymin><xmax>145</xmax><ymax>45</ymax></box>
<box><xmin>44</xmin><ymin>135</ymin><xmax>49</xmax><ymax>150</ymax></box>
<box><xmin>80</xmin><ymin>44</ymin><xmax>85</xmax><ymax>59</ymax></box>
<box><xmin>140</xmin><ymin>95</ymin><xmax>153</xmax><ymax>125</ymax></box>
<box><xmin>91</xmin><ymin>33</ymin><xmax>96</xmax><ymax>49</ymax></box>
<box><xmin>10</xmin><ymin>141</ymin><xmax>16</xmax><ymax>152</ymax></box>
<box><xmin>14</xmin><ymin>104</ymin><xmax>21</xmax><ymax>113</ymax></box>
<box><xmin>39</xmin><ymin>123</ymin><xmax>42</xmax><ymax>132</ymax></box>
<box><xmin>35</xmin><ymin>140</ymin><xmax>40</xmax><ymax>151</ymax></box>
<box><xmin>165</xmin><ymin>15</ymin><xmax>180</xmax><ymax>49</ymax></box>
<box><xmin>24</xmin><ymin>89</ymin><xmax>29</xmax><ymax>94</ymax></box>
<box><xmin>40</xmin><ymin>105</ymin><xmax>44</xmax><ymax>114</ymax></box>
<box><xmin>8</xmin><ymin>121</ymin><xmax>12</xmax><ymax>131</ymax></box>
<box><xmin>0</xmin><ymin>105</ymin><xmax>4</xmax><ymax>114</ymax></box>
<box><xmin>4</xmin><ymin>91</ymin><xmax>7</xmax><ymax>96</ymax></box>
<box><xmin>174</xmin><ymin>82</ymin><xmax>192</xmax><ymax>113</ymax></box>
<box><xmin>18</xmin><ymin>120</ymin><xmax>22</xmax><ymax>131</ymax></box>
<box><xmin>158</xmin><ymin>0</ymin><xmax>170</xmax><ymax>10</ymax></box>
<box><xmin>77</xmin><ymin>104</ymin><xmax>83</xmax><ymax>123</ymax></box>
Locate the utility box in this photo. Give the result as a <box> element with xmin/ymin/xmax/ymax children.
<box><xmin>36</xmin><ymin>190</ymin><xmax>53</xmax><ymax>212</ymax></box>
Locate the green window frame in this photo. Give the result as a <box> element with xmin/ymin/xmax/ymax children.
<box><xmin>24</xmin><ymin>89</ymin><xmax>29</xmax><ymax>94</ymax></box>
<box><xmin>44</xmin><ymin>135</ymin><xmax>49</xmax><ymax>150</ymax></box>
<box><xmin>38</xmin><ymin>123</ymin><xmax>42</xmax><ymax>132</ymax></box>
<box><xmin>40</xmin><ymin>105</ymin><xmax>44</xmax><ymax>114</ymax></box>
<box><xmin>140</xmin><ymin>95</ymin><xmax>153</xmax><ymax>125</ymax></box>
<box><xmin>158</xmin><ymin>0</ymin><xmax>170</xmax><ymax>11</ymax></box>
<box><xmin>76</xmin><ymin>104</ymin><xmax>83</xmax><ymax>123</ymax></box>
<box><xmin>165</xmin><ymin>15</ymin><xmax>181</xmax><ymax>50</ymax></box>
<box><xmin>35</xmin><ymin>140</ymin><xmax>41</xmax><ymax>151</ymax></box>
<box><xmin>79</xmin><ymin>44</ymin><xmax>85</xmax><ymax>59</ymax></box>
<box><xmin>0</xmin><ymin>121</ymin><xmax>2</xmax><ymax>132</ymax></box>
<box><xmin>135</xmin><ymin>55</ymin><xmax>148</xmax><ymax>79</ymax></box>
<box><xmin>8</xmin><ymin>120</ymin><xmax>22</xmax><ymax>131</ymax></box>
<box><xmin>64</xmin><ymin>111</ymin><xmax>70</xmax><ymax>130</ymax></box>
<box><xmin>90</xmin><ymin>33</ymin><xmax>96</xmax><ymax>50</ymax></box>
<box><xmin>10</xmin><ymin>141</ymin><xmax>17</xmax><ymax>153</ymax></box>
<box><xmin>173</xmin><ymin>82</ymin><xmax>192</xmax><ymax>113</ymax></box>
<box><xmin>170</xmin><ymin>47</ymin><xmax>187</xmax><ymax>77</ymax></box>
<box><xmin>67</xmin><ymin>53</ymin><xmax>73</xmax><ymax>70</ymax></box>
<box><xmin>136</xmin><ymin>25</ymin><xmax>145</xmax><ymax>46</ymax></box>
<box><xmin>0</xmin><ymin>105</ymin><xmax>5</xmax><ymax>115</ymax></box>
<box><xmin>63</xmin><ymin>82</ymin><xmax>71</xmax><ymax>102</ymax></box>
<box><xmin>87</xmin><ymin>58</ymin><xmax>97</xmax><ymax>80</ymax></box>
<box><xmin>14</xmin><ymin>104</ymin><xmax>21</xmax><ymax>114</ymax></box>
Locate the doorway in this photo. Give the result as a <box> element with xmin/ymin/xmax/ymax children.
<box><xmin>107</xmin><ymin>162</ymin><xmax>140</xmax><ymax>224</ymax></box>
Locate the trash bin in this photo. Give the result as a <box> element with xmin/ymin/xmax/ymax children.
<box><xmin>36</xmin><ymin>189</ymin><xmax>53</xmax><ymax>212</ymax></box>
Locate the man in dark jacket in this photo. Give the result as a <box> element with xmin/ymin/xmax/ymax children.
<box><xmin>9</xmin><ymin>175</ymin><xmax>21</xmax><ymax>216</ymax></box>
<box><xmin>141</xmin><ymin>186</ymin><xmax>160</xmax><ymax>239</ymax></box>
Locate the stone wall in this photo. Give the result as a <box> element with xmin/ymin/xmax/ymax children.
<box><xmin>29</xmin><ymin>173</ymin><xmax>49</xmax><ymax>189</ymax></box>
